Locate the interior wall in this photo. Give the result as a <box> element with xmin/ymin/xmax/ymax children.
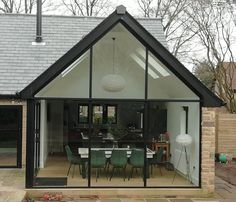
<box><xmin>117</xmin><ymin>103</ymin><xmax>142</xmax><ymax>129</ymax></box>
<box><xmin>167</xmin><ymin>102</ymin><xmax>200</xmax><ymax>185</ymax></box>
<box><xmin>36</xmin><ymin>53</ymin><xmax>90</xmax><ymax>98</ymax></box>
<box><xmin>48</xmin><ymin>101</ymin><xmax>64</xmax><ymax>153</ymax></box>
<box><xmin>68</xmin><ymin>102</ymin><xmax>79</xmax><ymax>128</ymax></box>
<box><xmin>148</xmin><ymin>74</ymin><xmax>198</xmax><ymax>99</ymax></box>
<box><xmin>39</xmin><ymin>100</ymin><xmax>48</xmax><ymax>168</ymax></box>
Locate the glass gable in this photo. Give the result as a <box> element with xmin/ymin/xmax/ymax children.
<box><xmin>36</xmin><ymin>23</ymin><xmax>199</xmax><ymax>100</ymax></box>
<box><xmin>31</xmin><ymin>22</ymin><xmax>200</xmax><ymax>188</ymax></box>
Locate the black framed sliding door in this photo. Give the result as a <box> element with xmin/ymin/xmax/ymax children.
<box><xmin>34</xmin><ymin>102</ymin><xmax>41</xmax><ymax>174</ymax></box>
<box><xmin>0</xmin><ymin>105</ymin><xmax>22</xmax><ymax>168</ymax></box>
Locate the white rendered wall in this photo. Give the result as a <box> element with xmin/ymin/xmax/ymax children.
<box><xmin>48</xmin><ymin>101</ymin><xmax>64</xmax><ymax>153</ymax></box>
<box><xmin>167</xmin><ymin>102</ymin><xmax>200</xmax><ymax>185</ymax></box>
<box><xmin>39</xmin><ymin>100</ymin><xmax>48</xmax><ymax>168</ymax></box>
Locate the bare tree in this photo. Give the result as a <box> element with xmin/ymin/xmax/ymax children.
<box><xmin>0</xmin><ymin>0</ymin><xmax>56</xmax><ymax>14</ymax></box>
<box><xmin>137</xmin><ymin>0</ymin><xmax>198</xmax><ymax>61</ymax></box>
<box><xmin>60</xmin><ymin>0</ymin><xmax>113</xmax><ymax>16</ymax></box>
<box><xmin>193</xmin><ymin>60</ymin><xmax>215</xmax><ymax>90</ymax></box>
<box><xmin>183</xmin><ymin>0</ymin><xmax>236</xmax><ymax>112</ymax></box>
<box><xmin>138</xmin><ymin>0</ymin><xmax>236</xmax><ymax>112</ymax></box>
<box><xmin>0</xmin><ymin>0</ymin><xmax>21</xmax><ymax>13</ymax></box>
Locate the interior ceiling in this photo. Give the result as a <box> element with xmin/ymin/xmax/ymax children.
<box><xmin>96</xmin><ymin>23</ymin><xmax>171</xmax><ymax>80</ymax></box>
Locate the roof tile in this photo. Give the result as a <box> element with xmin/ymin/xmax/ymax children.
<box><xmin>0</xmin><ymin>14</ymin><xmax>167</xmax><ymax>95</ymax></box>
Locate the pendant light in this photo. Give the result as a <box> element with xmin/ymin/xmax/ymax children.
<box><xmin>101</xmin><ymin>37</ymin><xmax>125</xmax><ymax>92</ymax></box>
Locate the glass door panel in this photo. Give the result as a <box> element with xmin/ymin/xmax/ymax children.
<box><xmin>90</xmin><ymin>101</ymin><xmax>144</xmax><ymax>187</ymax></box>
<box><xmin>0</xmin><ymin>106</ymin><xmax>21</xmax><ymax>167</ymax></box>
<box><xmin>146</xmin><ymin>101</ymin><xmax>200</xmax><ymax>187</ymax></box>
<box><xmin>33</xmin><ymin>100</ymin><xmax>88</xmax><ymax>187</ymax></box>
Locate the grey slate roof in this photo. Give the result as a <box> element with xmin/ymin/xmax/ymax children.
<box><xmin>0</xmin><ymin>13</ymin><xmax>167</xmax><ymax>95</ymax></box>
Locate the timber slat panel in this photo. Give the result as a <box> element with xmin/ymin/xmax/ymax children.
<box><xmin>216</xmin><ymin>113</ymin><xmax>236</xmax><ymax>157</ymax></box>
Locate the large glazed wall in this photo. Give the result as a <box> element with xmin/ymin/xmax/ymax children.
<box><xmin>167</xmin><ymin>102</ymin><xmax>200</xmax><ymax>186</ymax></box>
<box><xmin>36</xmin><ymin>23</ymin><xmax>199</xmax><ymax>100</ymax></box>
<box><xmin>0</xmin><ymin>99</ymin><xmax>27</xmax><ymax>167</ymax></box>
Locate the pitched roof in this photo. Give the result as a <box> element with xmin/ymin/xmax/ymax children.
<box><xmin>19</xmin><ymin>7</ymin><xmax>223</xmax><ymax>107</ymax></box>
<box><xmin>0</xmin><ymin>13</ymin><xmax>166</xmax><ymax>95</ymax></box>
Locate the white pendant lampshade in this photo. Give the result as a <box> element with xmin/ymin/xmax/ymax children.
<box><xmin>101</xmin><ymin>74</ymin><xmax>126</xmax><ymax>92</ymax></box>
<box><xmin>176</xmin><ymin>134</ymin><xmax>193</xmax><ymax>146</ymax></box>
<box><xmin>101</xmin><ymin>37</ymin><xmax>126</xmax><ymax>92</ymax></box>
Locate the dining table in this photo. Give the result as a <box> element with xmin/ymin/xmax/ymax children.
<box><xmin>78</xmin><ymin>147</ymin><xmax>155</xmax><ymax>178</ymax></box>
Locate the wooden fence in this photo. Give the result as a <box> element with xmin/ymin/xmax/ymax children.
<box><xmin>216</xmin><ymin>113</ymin><xmax>236</xmax><ymax>157</ymax></box>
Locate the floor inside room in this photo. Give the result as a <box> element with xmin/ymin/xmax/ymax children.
<box><xmin>36</xmin><ymin>154</ymin><xmax>192</xmax><ymax>187</ymax></box>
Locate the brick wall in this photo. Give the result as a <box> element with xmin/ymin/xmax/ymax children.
<box><xmin>0</xmin><ymin>99</ymin><xmax>27</xmax><ymax>167</ymax></box>
<box><xmin>201</xmin><ymin>107</ymin><xmax>216</xmax><ymax>194</ymax></box>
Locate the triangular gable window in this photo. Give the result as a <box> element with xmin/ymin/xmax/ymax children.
<box><xmin>36</xmin><ymin>23</ymin><xmax>198</xmax><ymax>100</ymax></box>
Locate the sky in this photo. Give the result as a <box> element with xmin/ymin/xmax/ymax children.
<box><xmin>51</xmin><ymin>0</ymin><xmax>142</xmax><ymax>18</ymax></box>
<box><xmin>114</xmin><ymin>0</ymin><xmax>141</xmax><ymax>16</ymax></box>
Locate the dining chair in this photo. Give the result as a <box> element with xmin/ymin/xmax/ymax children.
<box><xmin>65</xmin><ymin>145</ymin><xmax>83</xmax><ymax>178</ymax></box>
<box><xmin>149</xmin><ymin>147</ymin><xmax>164</xmax><ymax>176</ymax></box>
<box><xmin>128</xmin><ymin>149</ymin><xmax>144</xmax><ymax>180</ymax></box>
<box><xmin>90</xmin><ymin>150</ymin><xmax>107</xmax><ymax>182</ymax></box>
<box><xmin>109</xmin><ymin>149</ymin><xmax>128</xmax><ymax>181</ymax></box>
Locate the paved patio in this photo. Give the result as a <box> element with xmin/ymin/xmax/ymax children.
<box><xmin>0</xmin><ymin>168</ymin><xmax>25</xmax><ymax>202</ymax></box>
<box><xmin>0</xmin><ymin>168</ymin><xmax>236</xmax><ymax>202</ymax></box>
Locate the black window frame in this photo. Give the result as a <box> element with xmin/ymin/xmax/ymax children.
<box><xmin>92</xmin><ymin>104</ymin><xmax>117</xmax><ymax>125</ymax></box>
<box><xmin>78</xmin><ymin>104</ymin><xmax>89</xmax><ymax>124</ymax></box>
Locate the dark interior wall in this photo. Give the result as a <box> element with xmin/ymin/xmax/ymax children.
<box><xmin>148</xmin><ymin>108</ymin><xmax>167</xmax><ymax>140</ymax></box>
<box><xmin>65</xmin><ymin>101</ymin><xmax>167</xmax><ymax>140</ymax></box>
<box><xmin>67</xmin><ymin>101</ymin><xmax>79</xmax><ymax>128</ymax></box>
<box><xmin>117</xmin><ymin>103</ymin><xmax>142</xmax><ymax>129</ymax></box>
<box><xmin>147</xmin><ymin>102</ymin><xmax>167</xmax><ymax>140</ymax></box>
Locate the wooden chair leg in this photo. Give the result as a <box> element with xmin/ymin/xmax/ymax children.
<box><xmin>110</xmin><ymin>167</ymin><xmax>115</xmax><ymax>181</ymax></box>
<box><xmin>67</xmin><ymin>163</ymin><xmax>72</xmax><ymax>176</ymax></box>
<box><xmin>72</xmin><ymin>164</ymin><xmax>75</xmax><ymax>178</ymax></box>
<box><xmin>104</xmin><ymin>166</ymin><xmax>108</xmax><ymax>179</ymax></box>
<box><xmin>159</xmin><ymin>166</ymin><xmax>162</xmax><ymax>176</ymax></box>
<box><xmin>129</xmin><ymin>167</ymin><xmax>134</xmax><ymax>180</ymax></box>
<box><xmin>96</xmin><ymin>168</ymin><xmax>98</xmax><ymax>182</ymax></box>
<box><xmin>79</xmin><ymin>165</ymin><xmax>82</xmax><ymax>175</ymax></box>
<box><xmin>123</xmin><ymin>167</ymin><xmax>126</xmax><ymax>181</ymax></box>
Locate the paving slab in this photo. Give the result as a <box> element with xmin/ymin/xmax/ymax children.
<box><xmin>1</xmin><ymin>168</ymin><xmax>236</xmax><ymax>201</ymax></box>
<box><xmin>169</xmin><ymin>199</ymin><xmax>193</xmax><ymax>202</ymax></box>
<box><xmin>100</xmin><ymin>199</ymin><xmax>122</xmax><ymax>202</ymax></box>
<box><xmin>192</xmin><ymin>199</ymin><xmax>219</xmax><ymax>202</ymax></box>
<box><xmin>120</xmin><ymin>199</ymin><xmax>145</xmax><ymax>202</ymax></box>
<box><xmin>145</xmin><ymin>199</ymin><xmax>170</xmax><ymax>202</ymax></box>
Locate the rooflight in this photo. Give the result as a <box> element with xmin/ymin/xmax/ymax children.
<box><xmin>130</xmin><ymin>53</ymin><xmax>159</xmax><ymax>79</ymax></box>
<box><xmin>61</xmin><ymin>53</ymin><xmax>87</xmax><ymax>77</ymax></box>
<box><xmin>136</xmin><ymin>48</ymin><xmax>170</xmax><ymax>77</ymax></box>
